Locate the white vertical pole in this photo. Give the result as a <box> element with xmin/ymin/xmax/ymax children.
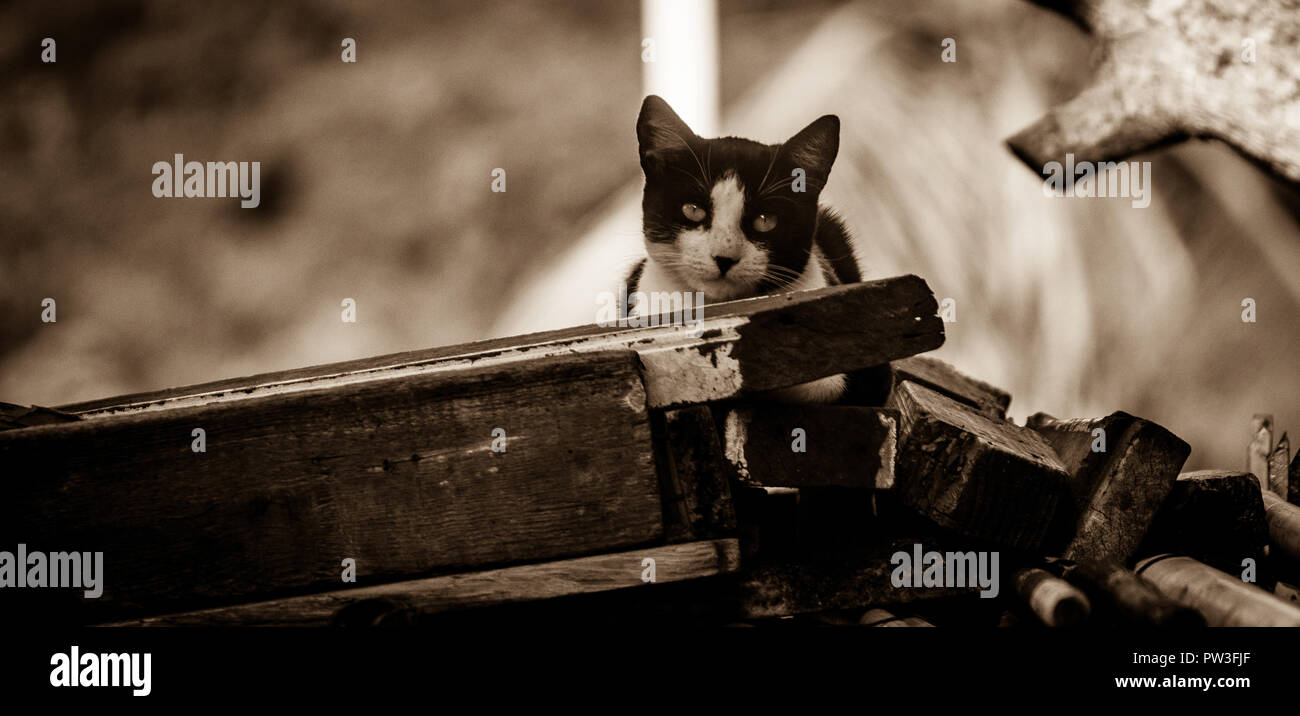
<box><xmin>641</xmin><ymin>0</ymin><xmax>719</xmax><ymax>137</ymax></box>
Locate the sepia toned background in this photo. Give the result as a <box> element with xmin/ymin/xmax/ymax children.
<box><xmin>1</xmin><ymin>0</ymin><xmax>1297</xmax><ymax>470</ymax></box>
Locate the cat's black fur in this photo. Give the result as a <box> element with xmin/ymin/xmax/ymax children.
<box><xmin>627</xmin><ymin>95</ymin><xmax>859</xmax><ymax>301</ymax></box>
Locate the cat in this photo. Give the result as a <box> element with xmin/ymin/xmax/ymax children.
<box><xmin>626</xmin><ymin>95</ymin><xmax>861</xmax><ymax>403</ymax></box>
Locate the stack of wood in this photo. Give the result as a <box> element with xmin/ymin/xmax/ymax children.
<box><xmin>2</xmin><ymin>275</ymin><xmax>1298</xmax><ymax>628</ymax></box>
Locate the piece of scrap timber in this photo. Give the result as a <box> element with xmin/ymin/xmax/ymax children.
<box><xmin>56</xmin><ymin>276</ymin><xmax>944</xmax><ymax>416</ymax></box>
<box><xmin>737</xmin><ymin>539</ymin><xmax>988</xmax><ymax>618</ymax></box>
<box><xmin>888</xmin><ymin>381</ymin><xmax>1069</xmax><ymax>550</ymax></box>
<box><xmin>0</xmin><ymin>402</ymin><xmax>81</xmax><ymax>431</ymax></box>
<box><xmin>0</xmin><ymin>351</ymin><xmax>669</xmax><ymax>621</ymax></box>
<box><xmin>1008</xmin><ymin>0</ymin><xmax>1300</xmax><ymax>184</ymax></box>
<box><xmin>102</xmin><ymin>539</ymin><xmax>740</xmax><ymax>627</ymax></box>
<box><xmin>1138</xmin><ymin>470</ymin><xmax>1270</xmax><ymax>581</ymax></box>
<box><xmin>653</xmin><ymin>406</ymin><xmax>736</xmax><ymax>542</ymax></box>
<box><xmin>1013</xmin><ymin>567</ymin><xmax>1091</xmax><ymax>627</ymax></box>
<box><xmin>1261</xmin><ymin>490</ymin><xmax>1300</xmax><ymax>564</ymax></box>
<box><xmin>1248</xmin><ymin>414</ymin><xmax>1274</xmax><ymax>492</ymax></box>
<box><xmin>1061</xmin><ymin>558</ymin><xmax>1204</xmax><ymax>628</ymax></box>
<box><xmin>860</xmin><ymin>608</ymin><xmax>935</xmax><ymax>627</ymax></box>
<box><xmin>887</xmin><ymin>356</ymin><xmax>1011</xmax><ymax>419</ymax></box>
<box><xmin>1269</xmin><ymin>432</ymin><xmax>1290</xmax><ymax>500</ymax></box>
<box><xmin>1134</xmin><ymin>554</ymin><xmax>1300</xmax><ymax>627</ymax></box>
<box><xmin>1027</xmin><ymin>411</ymin><xmax>1189</xmax><ymax>563</ymax></box>
<box><xmin>720</xmin><ymin>404</ymin><xmax>896</xmax><ymax>489</ymax></box>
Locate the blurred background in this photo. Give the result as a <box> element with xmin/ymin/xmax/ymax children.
<box><xmin>1</xmin><ymin>0</ymin><xmax>1297</xmax><ymax>469</ymax></box>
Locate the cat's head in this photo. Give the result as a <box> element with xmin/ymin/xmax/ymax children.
<box><xmin>636</xmin><ymin>94</ymin><xmax>839</xmax><ymax>301</ymax></box>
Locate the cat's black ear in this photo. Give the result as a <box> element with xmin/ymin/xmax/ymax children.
<box><xmin>781</xmin><ymin>115</ymin><xmax>839</xmax><ymax>189</ymax></box>
<box><xmin>637</xmin><ymin>95</ymin><xmax>697</xmax><ymax>169</ymax></box>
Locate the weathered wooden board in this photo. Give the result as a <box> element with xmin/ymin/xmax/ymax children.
<box><xmin>1138</xmin><ymin>470</ymin><xmax>1270</xmax><ymax>581</ymax></box>
<box><xmin>888</xmin><ymin>381</ymin><xmax>1069</xmax><ymax>550</ymax></box>
<box><xmin>0</xmin><ymin>351</ymin><xmax>665</xmax><ymax>620</ymax></box>
<box><xmin>59</xmin><ymin>276</ymin><xmax>944</xmax><ymax>415</ymax></box>
<box><xmin>1135</xmin><ymin>554</ymin><xmax>1300</xmax><ymax>627</ymax></box>
<box><xmin>101</xmin><ymin>539</ymin><xmax>740</xmax><ymax>627</ymax></box>
<box><xmin>654</xmin><ymin>406</ymin><xmax>736</xmax><ymax>543</ymax></box>
<box><xmin>719</xmin><ymin>405</ymin><xmax>896</xmax><ymax>489</ymax></box>
<box><xmin>888</xmin><ymin>356</ymin><xmax>1011</xmax><ymax>419</ymax></box>
<box><xmin>737</xmin><ymin>543</ymin><xmax>981</xmax><ymax>619</ymax></box>
<box><xmin>1028</xmin><ymin>412</ymin><xmax>1189</xmax><ymax>563</ymax></box>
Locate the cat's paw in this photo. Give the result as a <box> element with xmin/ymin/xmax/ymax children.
<box><xmin>761</xmin><ymin>373</ymin><xmax>847</xmax><ymax>404</ymax></box>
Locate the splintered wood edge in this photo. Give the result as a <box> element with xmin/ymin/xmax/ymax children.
<box><xmin>99</xmin><ymin>538</ymin><xmax>741</xmax><ymax>627</ymax></box>
<box><xmin>58</xmin><ymin>275</ymin><xmax>942</xmax><ymax>416</ymax></box>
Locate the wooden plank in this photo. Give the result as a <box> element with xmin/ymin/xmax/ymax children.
<box><xmin>1248</xmin><ymin>414</ymin><xmax>1273</xmax><ymax>492</ymax></box>
<box><xmin>1269</xmin><ymin>432</ymin><xmax>1290</xmax><ymax>499</ymax></box>
<box><xmin>737</xmin><ymin>539</ymin><xmax>987</xmax><ymax>618</ymax></box>
<box><xmin>1027</xmin><ymin>412</ymin><xmax>1189</xmax><ymax>563</ymax></box>
<box><xmin>888</xmin><ymin>356</ymin><xmax>1011</xmax><ymax>419</ymax></box>
<box><xmin>720</xmin><ymin>405</ymin><xmax>896</xmax><ymax>489</ymax></box>
<box><xmin>860</xmin><ymin>608</ymin><xmax>934</xmax><ymax>627</ymax></box>
<box><xmin>1261</xmin><ymin>490</ymin><xmax>1300</xmax><ymax>564</ymax></box>
<box><xmin>58</xmin><ymin>276</ymin><xmax>944</xmax><ymax>415</ymax></box>
<box><xmin>654</xmin><ymin>406</ymin><xmax>736</xmax><ymax>542</ymax></box>
<box><xmin>101</xmin><ymin>539</ymin><xmax>740</xmax><ymax>626</ymax></box>
<box><xmin>1062</xmin><ymin>558</ymin><xmax>1204</xmax><ymax>628</ymax></box>
<box><xmin>0</xmin><ymin>402</ymin><xmax>81</xmax><ymax>431</ymax></box>
<box><xmin>1138</xmin><ymin>470</ymin><xmax>1270</xmax><ymax>582</ymax></box>
<box><xmin>0</xmin><ymin>351</ymin><xmax>665</xmax><ymax>620</ymax></box>
<box><xmin>1135</xmin><ymin>554</ymin><xmax>1300</xmax><ymax>627</ymax></box>
<box><xmin>887</xmin><ymin>381</ymin><xmax>1069</xmax><ymax>550</ymax></box>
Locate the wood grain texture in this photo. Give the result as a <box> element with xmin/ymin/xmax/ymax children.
<box><xmin>58</xmin><ymin>276</ymin><xmax>944</xmax><ymax>415</ymax></box>
<box><xmin>1135</xmin><ymin>554</ymin><xmax>1300</xmax><ymax>627</ymax></box>
<box><xmin>102</xmin><ymin>539</ymin><xmax>740</xmax><ymax>626</ymax></box>
<box><xmin>1028</xmin><ymin>411</ymin><xmax>1189</xmax><ymax>563</ymax></box>
<box><xmin>720</xmin><ymin>405</ymin><xmax>896</xmax><ymax>489</ymax></box>
<box><xmin>889</xmin><ymin>356</ymin><xmax>1011</xmax><ymax>419</ymax></box>
<box><xmin>1138</xmin><ymin>470</ymin><xmax>1270</xmax><ymax>582</ymax></box>
<box><xmin>655</xmin><ymin>406</ymin><xmax>736</xmax><ymax>542</ymax></box>
<box><xmin>0</xmin><ymin>351</ymin><xmax>664</xmax><ymax>620</ymax></box>
<box><xmin>888</xmin><ymin>381</ymin><xmax>1069</xmax><ymax>550</ymax></box>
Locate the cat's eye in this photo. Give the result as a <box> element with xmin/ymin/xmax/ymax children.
<box><xmin>681</xmin><ymin>203</ymin><xmax>707</xmax><ymax>222</ymax></box>
<box><xmin>753</xmin><ymin>214</ymin><xmax>778</xmax><ymax>232</ymax></box>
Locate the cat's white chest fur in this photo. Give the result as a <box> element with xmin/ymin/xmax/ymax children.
<box><xmin>633</xmin><ymin>246</ymin><xmax>848</xmax><ymax>404</ymax></box>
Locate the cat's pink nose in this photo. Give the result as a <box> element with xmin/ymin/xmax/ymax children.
<box><xmin>714</xmin><ymin>256</ymin><xmax>738</xmax><ymax>276</ymax></box>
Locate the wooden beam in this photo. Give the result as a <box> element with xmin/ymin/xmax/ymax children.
<box><xmin>58</xmin><ymin>276</ymin><xmax>944</xmax><ymax>415</ymax></box>
<box><xmin>1135</xmin><ymin>554</ymin><xmax>1300</xmax><ymax>627</ymax></box>
<box><xmin>888</xmin><ymin>381</ymin><xmax>1069</xmax><ymax>550</ymax></box>
<box><xmin>720</xmin><ymin>405</ymin><xmax>896</xmax><ymax>489</ymax></box>
<box><xmin>1138</xmin><ymin>470</ymin><xmax>1270</xmax><ymax>582</ymax></box>
<box><xmin>102</xmin><ymin>539</ymin><xmax>740</xmax><ymax>626</ymax></box>
<box><xmin>0</xmin><ymin>351</ymin><xmax>666</xmax><ymax>621</ymax></box>
<box><xmin>888</xmin><ymin>356</ymin><xmax>1011</xmax><ymax>419</ymax></box>
<box><xmin>1027</xmin><ymin>412</ymin><xmax>1189</xmax><ymax>563</ymax></box>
